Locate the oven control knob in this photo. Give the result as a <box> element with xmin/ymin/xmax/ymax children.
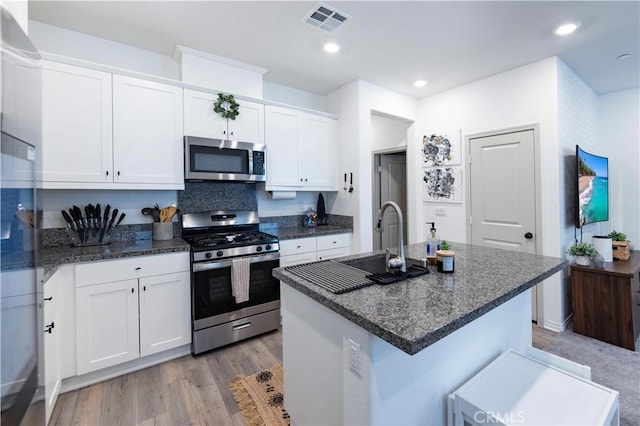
<box><xmin>216</xmin><ymin>251</ymin><xmax>224</xmax><ymax>257</ymax></box>
<box><xmin>265</xmin><ymin>244</ymin><xmax>272</xmax><ymax>251</ymax></box>
<box><xmin>256</xmin><ymin>246</ymin><xmax>263</xmax><ymax>252</ymax></box>
<box><xmin>205</xmin><ymin>252</ymin><xmax>213</xmax><ymax>259</ymax></box>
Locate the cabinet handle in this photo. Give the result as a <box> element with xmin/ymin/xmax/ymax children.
<box><xmin>143</xmin><ymin>286</ymin><xmax>146</xmax><ymax>291</ymax></box>
<box><xmin>117</xmin><ymin>171</ymin><xmax>121</xmax><ymax>176</ymax></box>
<box><xmin>230</xmin><ymin>131</ymin><xmax>234</xmax><ymax>136</ymax></box>
<box><xmin>300</xmin><ymin>178</ymin><xmax>303</xmax><ymax>182</ymax></box>
<box><xmin>135</xmin><ymin>267</ymin><xmax>142</xmax><ymax>271</ymax></box>
<box><xmin>105</xmin><ymin>171</ymin><xmax>109</xmax><ymax>176</ymax></box>
<box><xmin>131</xmin><ymin>288</ymin><xmax>135</xmax><ymax>293</ymax></box>
<box><xmin>296</xmin><ymin>245</ymin><xmax>301</xmax><ymax>248</ymax></box>
<box><xmin>44</xmin><ymin>322</ymin><xmax>54</xmax><ymax>334</ymax></box>
<box><xmin>305</xmin><ymin>178</ymin><xmax>308</xmax><ymax>182</ymax></box>
<box><xmin>44</xmin><ymin>296</ymin><xmax>53</xmax><ymax>301</ymax></box>
<box><xmin>223</xmin><ymin>130</ymin><xmax>226</xmax><ymax>135</ymax></box>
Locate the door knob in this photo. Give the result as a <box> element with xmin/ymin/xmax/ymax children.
<box><xmin>524</xmin><ymin>232</ymin><xmax>533</xmax><ymax>239</ymax></box>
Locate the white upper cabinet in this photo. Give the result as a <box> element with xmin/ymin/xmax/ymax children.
<box><xmin>265</xmin><ymin>105</ymin><xmax>338</xmax><ymax>191</ymax></box>
<box><xmin>264</xmin><ymin>105</ymin><xmax>300</xmax><ymax>187</ymax></box>
<box><xmin>112</xmin><ymin>75</ymin><xmax>184</xmax><ymax>185</ymax></box>
<box><xmin>41</xmin><ymin>61</ymin><xmax>113</xmax><ymax>184</ymax></box>
<box><xmin>40</xmin><ymin>61</ymin><xmax>184</xmax><ymax>190</ymax></box>
<box><xmin>183</xmin><ymin>89</ymin><xmax>264</xmax><ymax>143</ymax></box>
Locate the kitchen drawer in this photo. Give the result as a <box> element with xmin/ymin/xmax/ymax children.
<box><xmin>317</xmin><ymin>233</ymin><xmax>350</xmax><ymax>251</ymax></box>
<box><xmin>76</xmin><ymin>252</ymin><xmax>189</xmax><ymax>287</ymax></box>
<box><xmin>317</xmin><ymin>247</ymin><xmax>350</xmax><ymax>261</ymax></box>
<box><xmin>280</xmin><ymin>252</ymin><xmax>318</xmax><ymax>268</ymax></box>
<box><xmin>280</xmin><ymin>237</ymin><xmax>316</xmax><ymax>256</ymax></box>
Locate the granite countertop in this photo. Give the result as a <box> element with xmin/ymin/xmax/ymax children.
<box><xmin>39</xmin><ymin>238</ymin><xmax>190</xmax><ymax>282</ymax></box>
<box><xmin>261</xmin><ymin>225</ymin><xmax>352</xmax><ymax>240</ymax></box>
<box><xmin>273</xmin><ymin>241</ymin><xmax>567</xmax><ymax>355</ymax></box>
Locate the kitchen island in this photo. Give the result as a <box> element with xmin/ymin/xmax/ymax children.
<box><xmin>273</xmin><ymin>242</ymin><xmax>566</xmax><ymax>425</ymax></box>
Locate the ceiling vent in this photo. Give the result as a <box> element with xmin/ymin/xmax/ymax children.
<box><xmin>302</xmin><ymin>2</ymin><xmax>351</xmax><ymax>33</ymax></box>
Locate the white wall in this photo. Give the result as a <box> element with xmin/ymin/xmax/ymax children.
<box><xmin>417</xmin><ymin>57</ymin><xmax>569</xmax><ymax>328</ymax></box>
<box><xmin>600</xmin><ymin>87</ymin><xmax>640</xmax><ymax>246</ymax></box>
<box><xmin>263</xmin><ymin>81</ymin><xmax>326</xmax><ymax>112</ymax></box>
<box><xmin>326</xmin><ymin>80</ymin><xmax>417</xmax><ymax>254</ymax></box>
<box><xmin>556</xmin><ymin>59</ymin><xmax>601</xmax><ymax>329</ymax></box>
<box><xmin>28</xmin><ymin>21</ymin><xmax>179</xmax><ymax>79</ymax></box>
<box><xmin>2</xmin><ymin>0</ymin><xmax>28</xmax><ymax>33</ymax></box>
<box><xmin>371</xmin><ymin>113</ymin><xmax>410</xmax><ymax>152</ymax></box>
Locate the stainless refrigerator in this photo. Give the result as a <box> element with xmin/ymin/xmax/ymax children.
<box><xmin>1</xmin><ymin>6</ymin><xmax>43</xmax><ymax>426</ymax></box>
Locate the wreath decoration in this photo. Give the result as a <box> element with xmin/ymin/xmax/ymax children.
<box><xmin>213</xmin><ymin>93</ymin><xmax>240</xmax><ymax>120</ymax></box>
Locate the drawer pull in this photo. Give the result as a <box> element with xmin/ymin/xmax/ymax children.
<box><xmin>44</xmin><ymin>297</ymin><xmax>53</xmax><ymax>301</ymax></box>
<box><xmin>131</xmin><ymin>288</ymin><xmax>135</xmax><ymax>293</ymax></box>
<box><xmin>232</xmin><ymin>322</ymin><xmax>251</xmax><ymax>331</ymax></box>
<box><xmin>135</xmin><ymin>267</ymin><xmax>142</xmax><ymax>271</ymax></box>
<box><xmin>296</xmin><ymin>245</ymin><xmax>301</xmax><ymax>249</ymax></box>
<box><xmin>44</xmin><ymin>322</ymin><xmax>54</xmax><ymax>334</ymax></box>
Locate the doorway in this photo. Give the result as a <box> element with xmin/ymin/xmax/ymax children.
<box><xmin>467</xmin><ymin>128</ymin><xmax>541</xmax><ymax>321</ymax></box>
<box><xmin>373</xmin><ymin>151</ymin><xmax>407</xmax><ymax>251</ymax></box>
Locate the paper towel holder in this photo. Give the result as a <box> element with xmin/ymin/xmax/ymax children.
<box><xmin>268</xmin><ymin>191</ymin><xmax>297</xmax><ymax>200</ymax></box>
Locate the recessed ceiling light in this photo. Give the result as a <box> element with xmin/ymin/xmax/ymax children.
<box><xmin>553</xmin><ymin>22</ymin><xmax>579</xmax><ymax>36</ymax></box>
<box><xmin>617</xmin><ymin>53</ymin><xmax>631</xmax><ymax>60</ymax></box>
<box><xmin>413</xmin><ymin>80</ymin><xmax>427</xmax><ymax>88</ymax></box>
<box><xmin>323</xmin><ymin>42</ymin><xmax>340</xmax><ymax>53</ymax></box>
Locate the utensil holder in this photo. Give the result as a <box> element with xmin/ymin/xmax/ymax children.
<box><xmin>67</xmin><ymin>228</ymin><xmax>111</xmax><ymax>247</ymax></box>
<box><xmin>153</xmin><ymin>222</ymin><xmax>173</xmax><ymax>241</ymax></box>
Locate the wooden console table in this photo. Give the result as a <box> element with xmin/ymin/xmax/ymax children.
<box><xmin>571</xmin><ymin>250</ymin><xmax>640</xmax><ymax>350</ymax></box>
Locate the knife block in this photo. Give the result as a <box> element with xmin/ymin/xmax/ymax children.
<box><xmin>67</xmin><ymin>227</ymin><xmax>111</xmax><ymax>247</ymax></box>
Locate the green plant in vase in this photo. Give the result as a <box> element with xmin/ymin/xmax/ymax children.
<box><xmin>567</xmin><ymin>242</ymin><xmax>597</xmax><ymax>266</ymax></box>
<box><xmin>608</xmin><ymin>230</ymin><xmax>627</xmax><ymax>242</ymax></box>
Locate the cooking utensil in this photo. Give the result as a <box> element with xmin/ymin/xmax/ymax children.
<box><xmin>141</xmin><ymin>207</ymin><xmax>154</xmax><ymax>217</ymax></box>
<box><xmin>159</xmin><ymin>206</ymin><xmax>178</xmax><ymax>223</ymax></box>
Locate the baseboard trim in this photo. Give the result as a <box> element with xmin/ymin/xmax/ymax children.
<box><xmin>543</xmin><ymin>313</ymin><xmax>573</xmax><ymax>332</ymax></box>
<box><xmin>60</xmin><ymin>345</ymin><xmax>190</xmax><ymax>394</ymax></box>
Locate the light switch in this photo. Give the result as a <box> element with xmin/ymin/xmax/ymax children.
<box><xmin>435</xmin><ymin>208</ymin><xmax>445</xmax><ymax>217</ymax></box>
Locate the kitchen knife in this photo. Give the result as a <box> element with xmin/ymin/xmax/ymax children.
<box><xmin>99</xmin><ymin>205</ymin><xmax>110</xmax><ymax>243</ymax></box>
<box><xmin>70</xmin><ymin>207</ymin><xmax>85</xmax><ymax>242</ymax></box>
<box><xmin>61</xmin><ymin>210</ymin><xmax>75</xmax><ymax>231</ymax></box>
<box><xmin>114</xmin><ymin>212</ymin><xmax>126</xmax><ymax>227</ymax></box>
<box><xmin>106</xmin><ymin>208</ymin><xmax>118</xmax><ymax>234</ymax></box>
<box><xmin>95</xmin><ymin>204</ymin><xmax>101</xmax><ymax>230</ymax></box>
<box><xmin>84</xmin><ymin>205</ymin><xmax>93</xmax><ymax>233</ymax></box>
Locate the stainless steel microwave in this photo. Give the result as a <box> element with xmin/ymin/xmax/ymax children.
<box><xmin>184</xmin><ymin>136</ymin><xmax>266</xmax><ymax>182</ymax></box>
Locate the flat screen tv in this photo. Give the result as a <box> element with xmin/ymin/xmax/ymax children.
<box><xmin>576</xmin><ymin>145</ymin><xmax>609</xmax><ymax>227</ymax></box>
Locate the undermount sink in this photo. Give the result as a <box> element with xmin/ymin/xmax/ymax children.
<box><xmin>340</xmin><ymin>254</ymin><xmax>424</xmax><ymax>275</ymax></box>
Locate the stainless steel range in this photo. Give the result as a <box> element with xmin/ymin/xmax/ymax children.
<box><xmin>181</xmin><ymin>210</ymin><xmax>280</xmax><ymax>355</ymax></box>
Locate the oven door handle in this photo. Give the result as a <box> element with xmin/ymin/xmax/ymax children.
<box><xmin>192</xmin><ymin>252</ymin><xmax>280</xmax><ymax>272</ymax></box>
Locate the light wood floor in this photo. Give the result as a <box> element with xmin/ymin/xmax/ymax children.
<box><xmin>51</xmin><ymin>324</ymin><xmax>557</xmax><ymax>426</ymax></box>
<box><xmin>50</xmin><ymin>329</ymin><xmax>282</xmax><ymax>426</ymax></box>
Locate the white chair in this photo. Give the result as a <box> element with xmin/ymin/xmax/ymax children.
<box><xmin>447</xmin><ymin>347</ymin><xmax>619</xmax><ymax>426</ymax></box>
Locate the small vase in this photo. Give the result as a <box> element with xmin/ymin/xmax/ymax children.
<box><xmin>153</xmin><ymin>222</ymin><xmax>173</xmax><ymax>241</ymax></box>
<box><xmin>575</xmin><ymin>255</ymin><xmax>591</xmax><ymax>266</ymax></box>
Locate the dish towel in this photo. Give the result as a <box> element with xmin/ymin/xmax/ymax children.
<box><xmin>231</xmin><ymin>257</ymin><xmax>251</xmax><ymax>304</ymax></box>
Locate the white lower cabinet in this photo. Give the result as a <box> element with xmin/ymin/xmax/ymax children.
<box><xmin>279</xmin><ymin>233</ymin><xmax>351</xmax><ymax>267</ymax></box>
<box><xmin>75</xmin><ymin>252</ymin><xmax>190</xmax><ymax>375</ymax></box>
<box><xmin>43</xmin><ymin>274</ymin><xmax>61</xmax><ymax>424</ymax></box>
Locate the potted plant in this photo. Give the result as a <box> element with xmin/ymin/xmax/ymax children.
<box><xmin>567</xmin><ymin>242</ymin><xmax>597</xmax><ymax>266</ymax></box>
<box><xmin>608</xmin><ymin>230</ymin><xmax>631</xmax><ymax>260</ymax></box>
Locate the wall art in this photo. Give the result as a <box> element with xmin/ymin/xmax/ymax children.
<box><xmin>422</xmin><ymin>166</ymin><xmax>463</xmax><ymax>203</ymax></box>
<box><xmin>421</xmin><ymin>129</ymin><xmax>462</xmax><ymax>166</ymax></box>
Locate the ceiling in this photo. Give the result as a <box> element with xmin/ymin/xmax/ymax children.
<box><xmin>28</xmin><ymin>1</ymin><xmax>640</xmax><ymax>98</ymax></box>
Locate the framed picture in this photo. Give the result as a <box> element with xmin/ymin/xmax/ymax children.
<box><xmin>422</xmin><ymin>166</ymin><xmax>463</xmax><ymax>203</ymax></box>
<box><xmin>421</xmin><ymin>129</ymin><xmax>462</xmax><ymax>166</ymax></box>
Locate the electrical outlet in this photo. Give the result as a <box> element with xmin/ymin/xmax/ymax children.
<box><xmin>435</xmin><ymin>208</ymin><xmax>446</xmax><ymax>217</ymax></box>
<box><xmin>349</xmin><ymin>339</ymin><xmax>361</xmax><ymax>375</ymax></box>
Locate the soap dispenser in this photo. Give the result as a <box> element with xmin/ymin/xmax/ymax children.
<box><xmin>426</xmin><ymin>222</ymin><xmax>440</xmax><ymax>262</ymax></box>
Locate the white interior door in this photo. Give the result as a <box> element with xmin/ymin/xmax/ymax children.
<box><xmin>379</xmin><ymin>153</ymin><xmax>407</xmax><ymax>252</ymax></box>
<box><xmin>469</xmin><ymin>129</ymin><xmax>538</xmax><ymax>319</ymax></box>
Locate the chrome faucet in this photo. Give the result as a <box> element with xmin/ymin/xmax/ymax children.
<box><xmin>376</xmin><ymin>201</ymin><xmax>406</xmax><ymax>273</ymax></box>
